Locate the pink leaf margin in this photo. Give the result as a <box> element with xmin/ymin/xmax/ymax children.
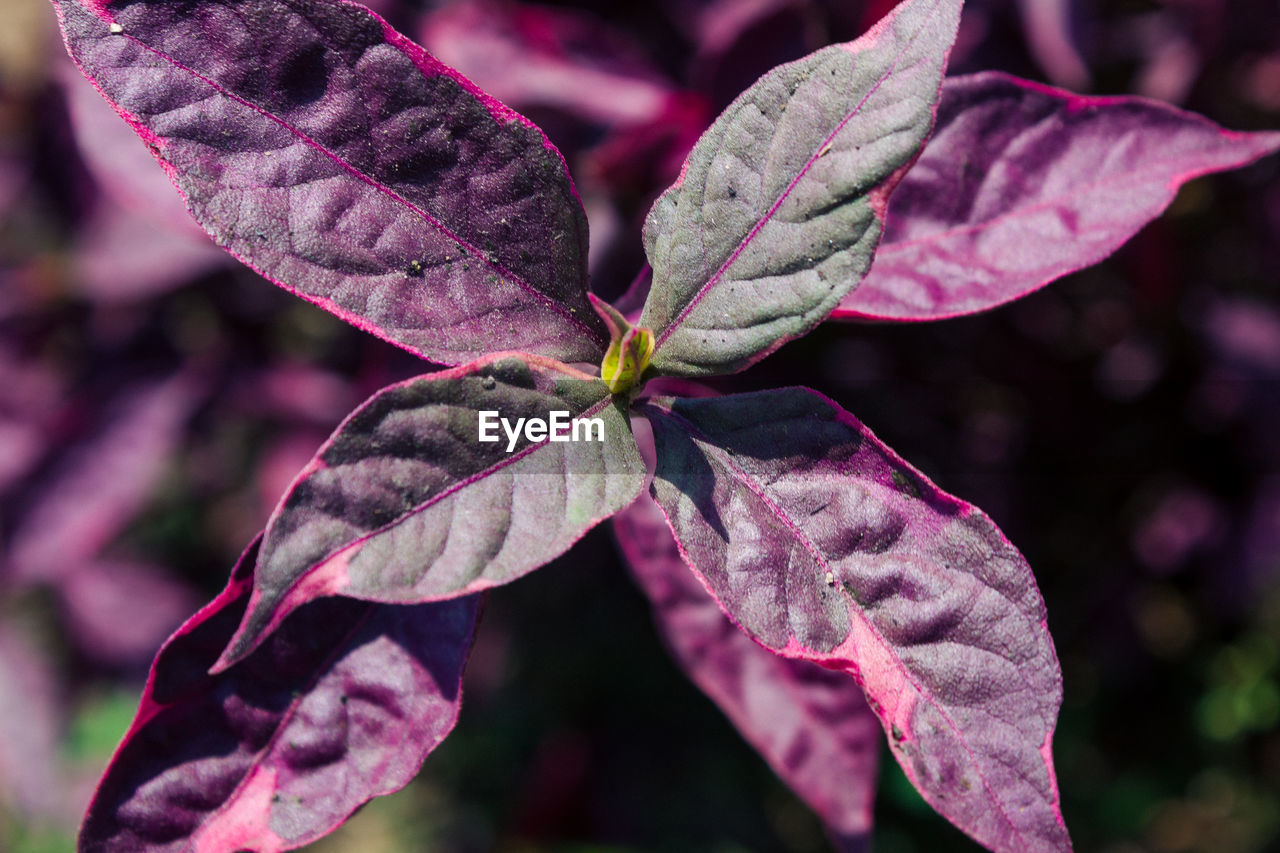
<box><xmin>614</xmin><ymin>494</ymin><xmax>880</xmax><ymax>848</ymax></box>
<box><xmin>836</xmin><ymin>71</ymin><xmax>1280</xmax><ymax>323</ymax></box>
<box><xmin>53</xmin><ymin>0</ymin><xmax>600</xmax><ymax>365</ymax></box>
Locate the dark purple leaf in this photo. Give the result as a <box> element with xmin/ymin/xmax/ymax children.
<box><xmin>54</xmin><ymin>0</ymin><xmax>607</xmax><ymax>366</ymax></box>
<box><xmin>837</xmin><ymin>72</ymin><xmax>1280</xmax><ymax>322</ymax></box>
<box><xmin>220</xmin><ymin>352</ymin><xmax>644</xmax><ymax>667</ymax></box>
<box><xmin>6</xmin><ymin>372</ymin><xmax>199</xmax><ymax>584</ymax></box>
<box><xmin>643</xmin><ymin>388</ymin><xmax>1070</xmax><ymax>853</ymax></box>
<box><xmin>638</xmin><ymin>0</ymin><xmax>961</xmax><ymax>377</ymax></box>
<box><xmin>615</xmin><ymin>494</ymin><xmax>879</xmax><ymax>849</ymax></box>
<box><xmin>80</xmin><ymin>538</ymin><xmax>481</xmax><ymax>853</ymax></box>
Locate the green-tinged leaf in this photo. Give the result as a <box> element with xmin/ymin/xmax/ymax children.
<box><xmin>639</xmin><ymin>0</ymin><xmax>962</xmax><ymax>377</ymax></box>
<box><xmin>218</xmin><ymin>353</ymin><xmax>644</xmax><ymax>668</ymax></box>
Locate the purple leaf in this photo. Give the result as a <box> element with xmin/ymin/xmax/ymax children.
<box><xmin>73</xmin><ymin>202</ymin><xmax>228</xmax><ymax>301</ymax></box>
<box><xmin>1015</xmin><ymin>0</ymin><xmax>1090</xmax><ymax>91</ymax></box>
<box><xmin>0</xmin><ymin>348</ymin><xmax>62</xmax><ymax>496</ymax></box>
<box><xmin>0</xmin><ymin>623</ymin><xmax>62</xmax><ymax>820</ymax></box>
<box><xmin>58</xmin><ymin>560</ymin><xmax>202</xmax><ymax>668</ymax></box>
<box><xmin>417</xmin><ymin>0</ymin><xmax>673</xmax><ymax>129</ymax></box>
<box><xmin>58</xmin><ymin>51</ymin><xmax>210</xmax><ymax>239</ymax></box>
<box><xmin>54</xmin><ymin>0</ymin><xmax>607</xmax><ymax>366</ymax></box>
<box><xmin>80</xmin><ymin>537</ymin><xmax>481</xmax><ymax>853</ymax></box>
<box><xmin>837</xmin><ymin>72</ymin><xmax>1280</xmax><ymax>322</ymax></box>
<box><xmin>638</xmin><ymin>0</ymin><xmax>961</xmax><ymax>377</ymax></box>
<box><xmin>6</xmin><ymin>372</ymin><xmax>199</xmax><ymax>584</ymax></box>
<box><xmin>643</xmin><ymin>388</ymin><xmax>1071</xmax><ymax>853</ymax></box>
<box><xmin>220</xmin><ymin>352</ymin><xmax>644</xmax><ymax>667</ymax></box>
<box><xmin>615</xmin><ymin>494</ymin><xmax>879</xmax><ymax>849</ymax></box>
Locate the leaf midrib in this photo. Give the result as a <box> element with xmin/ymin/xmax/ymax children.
<box><xmin>104</xmin><ymin>18</ymin><xmax>601</xmax><ymax>346</ymax></box>
<box><xmin>277</xmin><ymin>393</ymin><xmax>617</xmax><ymax>590</ymax></box>
<box><xmin>648</xmin><ymin>399</ymin><xmax>1044</xmax><ymax>849</ymax></box>
<box><xmin>652</xmin><ymin>0</ymin><xmax>948</xmax><ymax>356</ymax></box>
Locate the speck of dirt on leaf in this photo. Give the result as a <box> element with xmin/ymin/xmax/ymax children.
<box><xmin>891</xmin><ymin>469</ymin><xmax>922</xmax><ymax>498</ymax></box>
<box><xmin>481</xmin><ymin>375</ymin><xmax>497</xmax><ymax>390</ymax></box>
<box><xmin>891</xmin><ymin>724</ymin><xmax>905</xmax><ymax>742</ymax></box>
<box><xmin>825</xmin><ymin>570</ymin><xmax>836</xmax><ymax>586</ymax></box>
<box><xmin>109</xmin><ymin>22</ymin><xmax>124</xmax><ymax>34</ymax></box>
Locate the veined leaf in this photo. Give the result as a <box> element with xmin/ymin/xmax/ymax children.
<box><xmin>638</xmin><ymin>0</ymin><xmax>961</xmax><ymax>377</ymax></box>
<box><xmin>644</xmin><ymin>389</ymin><xmax>1071</xmax><ymax>853</ymax></box>
<box><xmin>220</xmin><ymin>352</ymin><xmax>644</xmax><ymax>668</ymax></box>
<box><xmin>837</xmin><ymin>72</ymin><xmax>1280</xmax><ymax>321</ymax></box>
<box><xmin>615</xmin><ymin>494</ymin><xmax>880</xmax><ymax>850</ymax></box>
<box><xmin>80</xmin><ymin>538</ymin><xmax>481</xmax><ymax>853</ymax></box>
<box><xmin>53</xmin><ymin>0</ymin><xmax>606</xmax><ymax>366</ymax></box>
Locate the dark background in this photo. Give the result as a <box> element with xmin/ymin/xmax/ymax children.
<box><xmin>2</xmin><ymin>0</ymin><xmax>1279</xmax><ymax>851</ymax></box>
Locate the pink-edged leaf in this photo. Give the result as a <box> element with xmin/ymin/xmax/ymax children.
<box><xmin>643</xmin><ymin>389</ymin><xmax>1071</xmax><ymax>853</ymax></box>
<box><xmin>837</xmin><ymin>71</ymin><xmax>1280</xmax><ymax>322</ymax></box>
<box><xmin>6</xmin><ymin>372</ymin><xmax>199</xmax><ymax>583</ymax></box>
<box><xmin>220</xmin><ymin>352</ymin><xmax>643</xmax><ymax>667</ymax></box>
<box><xmin>58</xmin><ymin>51</ymin><xmax>209</xmax><ymax>239</ymax></box>
<box><xmin>638</xmin><ymin>0</ymin><xmax>961</xmax><ymax>377</ymax></box>
<box><xmin>53</xmin><ymin>0</ymin><xmax>607</xmax><ymax>366</ymax></box>
<box><xmin>615</xmin><ymin>494</ymin><xmax>880</xmax><ymax>850</ymax></box>
<box><xmin>79</xmin><ymin>537</ymin><xmax>481</xmax><ymax>853</ymax></box>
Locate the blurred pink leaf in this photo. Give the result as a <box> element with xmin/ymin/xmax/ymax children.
<box><xmin>6</xmin><ymin>373</ymin><xmax>200</xmax><ymax>583</ymax></box>
<box><xmin>58</xmin><ymin>560</ymin><xmax>202</xmax><ymax>668</ymax></box>
<box><xmin>418</xmin><ymin>0</ymin><xmax>673</xmax><ymax>127</ymax></box>
<box><xmin>238</xmin><ymin>364</ymin><xmax>363</xmax><ymax>426</ymax></box>
<box><xmin>419</xmin><ymin>0</ymin><xmax>706</xmax><ymax>196</ymax></box>
<box><xmin>0</xmin><ymin>623</ymin><xmax>62</xmax><ymax>820</ymax></box>
<box><xmin>72</xmin><ymin>202</ymin><xmax>228</xmax><ymax>301</ymax></box>
<box><xmin>0</xmin><ymin>347</ymin><xmax>65</xmax><ymax>495</ymax></box>
<box><xmin>1016</xmin><ymin>0</ymin><xmax>1089</xmax><ymax>91</ymax></box>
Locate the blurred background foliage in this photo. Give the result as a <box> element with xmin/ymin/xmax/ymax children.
<box><xmin>2</xmin><ymin>0</ymin><xmax>1279</xmax><ymax>851</ymax></box>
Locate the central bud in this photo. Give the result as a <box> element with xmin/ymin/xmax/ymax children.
<box><xmin>590</xmin><ymin>294</ymin><xmax>655</xmax><ymax>396</ymax></box>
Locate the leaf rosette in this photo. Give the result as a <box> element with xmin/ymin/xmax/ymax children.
<box><xmin>53</xmin><ymin>0</ymin><xmax>1280</xmax><ymax>850</ymax></box>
